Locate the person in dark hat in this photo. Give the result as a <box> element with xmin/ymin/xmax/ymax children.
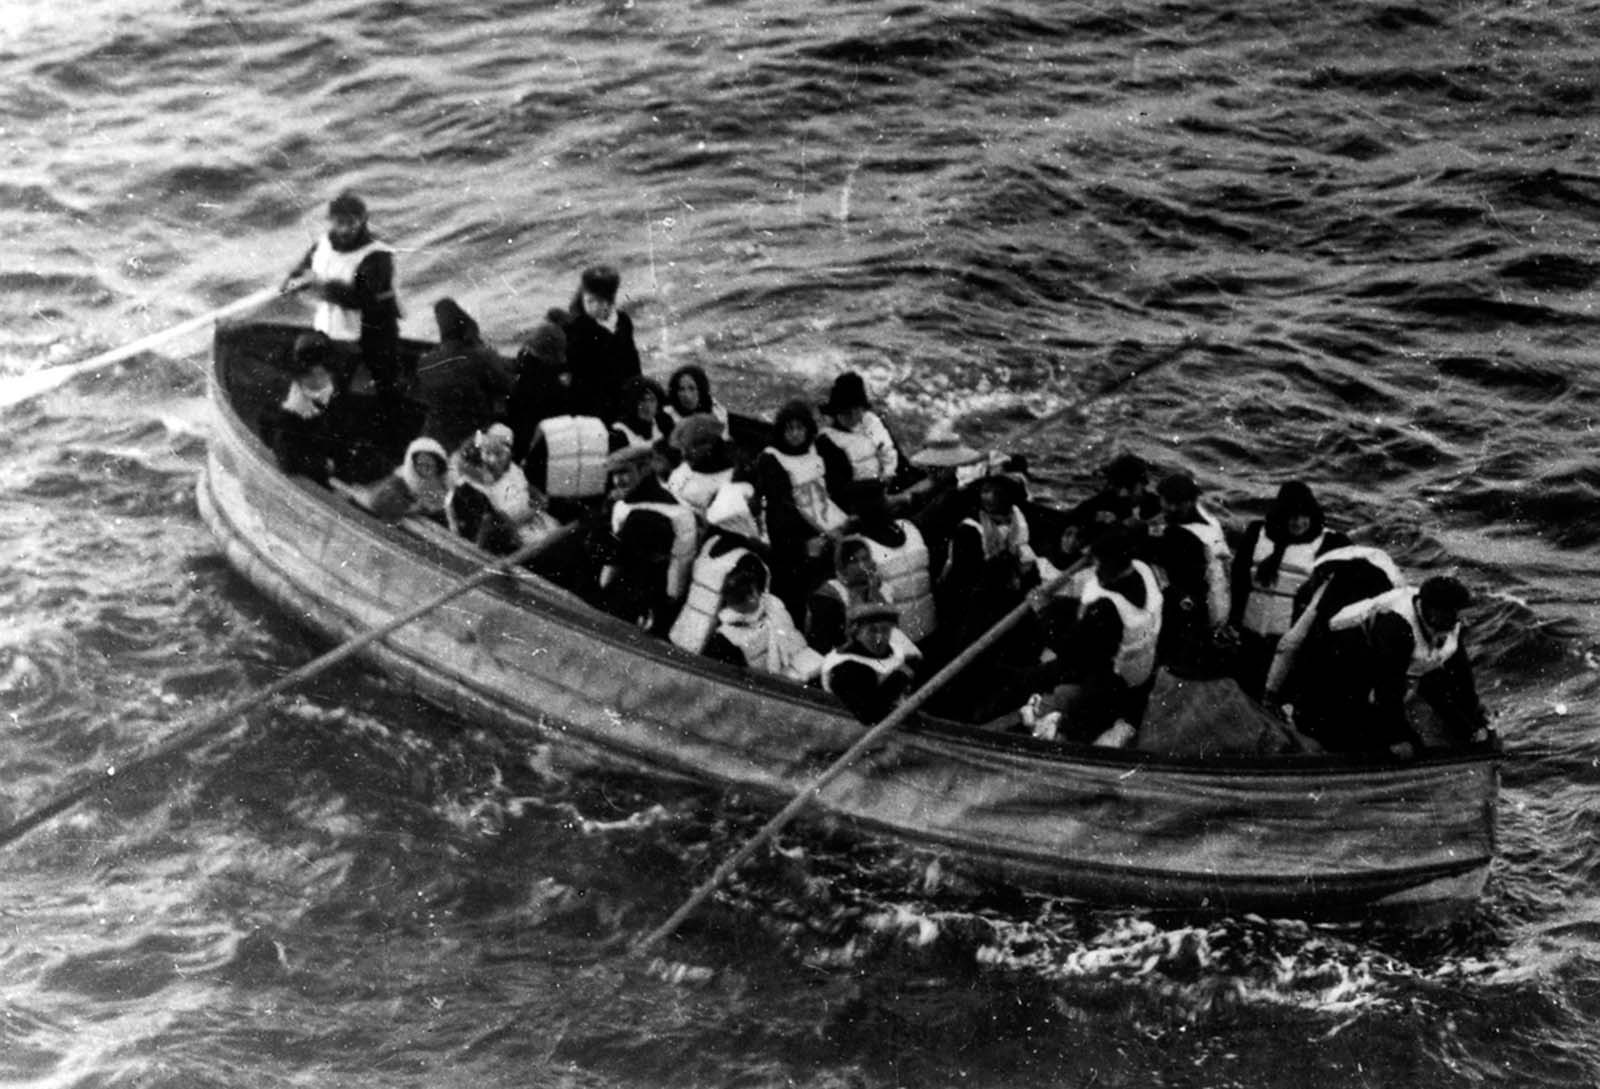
<box><xmin>261</xmin><ymin>331</ymin><xmax>343</xmax><ymax>485</ymax></box>
<box><xmin>412</xmin><ymin>297</ymin><xmax>516</xmax><ymax>454</ymax></box>
<box><xmin>820</xmin><ymin>601</ymin><xmax>923</xmax><ymax>722</ymax></box>
<box><xmin>1284</xmin><ymin>574</ymin><xmax>1490</xmax><ymax>756</ymax></box>
<box><xmin>1150</xmin><ymin>471</ymin><xmax>1234</xmax><ymax>677</ymax></box>
<box><xmin>563</xmin><ymin>263</ymin><xmax>642</xmax><ymax>423</ymax></box>
<box><xmin>1228</xmin><ymin>480</ymin><xmax>1349</xmax><ymax>696</ymax></box>
<box><xmin>282</xmin><ymin>191</ymin><xmax>402</xmax><ymax>399</ymax></box>
<box><xmin>815</xmin><ymin>371</ymin><xmax>917</xmax><ymax>507</ymax></box>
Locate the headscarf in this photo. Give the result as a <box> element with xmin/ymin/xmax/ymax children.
<box><xmin>398</xmin><ymin>437</ymin><xmax>449</xmax><ymax>514</ymax></box>
<box><xmin>1255</xmin><ymin>481</ymin><xmax>1324</xmax><ymax>587</ymax></box>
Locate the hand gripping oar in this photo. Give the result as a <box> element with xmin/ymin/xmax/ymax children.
<box><xmin>632</xmin><ymin>565</ymin><xmax>1077</xmax><ymax>955</ymax></box>
<box><xmin>0</xmin><ymin>286</ymin><xmax>283</xmax><ymax>412</ymax></box>
<box><xmin>0</xmin><ymin>531</ymin><xmax>563</xmax><ymax>850</ymax></box>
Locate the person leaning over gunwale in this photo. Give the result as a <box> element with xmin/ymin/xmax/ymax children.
<box><xmin>281</xmin><ymin>191</ymin><xmax>402</xmax><ymax>399</ymax></box>
<box><xmin>563</xmin><ymin>264</ymin><xmax>642</xmax><ymax>423</ymax></box>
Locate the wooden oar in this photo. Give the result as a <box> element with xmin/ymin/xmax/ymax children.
<box><xmin>0</xmin><ymin>286</ymin><xmax>283</xmax><ymax>412</ymax></box>
<box><xmin>633</xmin><ymin>565</ymin><xmax>1076</xmax><ymax>955</ymax></box>
<box><xmin>0</xmin><ymin>531</ymin><xmax>564</xmax><ymax>850</ymax></box>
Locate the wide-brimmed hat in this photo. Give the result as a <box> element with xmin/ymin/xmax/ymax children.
<box><xmin>911</xmin><ymin>420</ymin><xmax>983</xmax><ymax>469</ymax></box>
<box><xmin>821</xmin><ymin>372</ymin><xmax>871</xmax><ymax>415</ymax></box>
<box><xmin>846</xmin><ymin>601</ymin><xmax>899</xmax><ymax>627</ymax></box>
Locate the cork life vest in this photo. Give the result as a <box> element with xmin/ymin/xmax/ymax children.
<box><xmin>763</xmin><ymin>446</ymin><xmax>849</xmax><ymax>535</ymax></box>
<box><xmin>820</xmin><ymin>628</ymin><xmax>920</xmax><ymax>691</ymax></box>
<box><xmin>818</xmin><ymin>423</ymin><xmax>883</xmax><ymax>483</ymax></box>
<box><xmin>1079</xmin><ymin>559</ymin><xmax>1164</xmax><ymax>688</ymax></box>
<box><xmin>532</xmin><ymin>416</ymin><xmax>609</xmax><ymax>498</ymax></box>
<box><xmin>668</xmin><ymin>539</ymin><xmax>751</xmax><ymax>654</ymax></box>
<box><xmin>610</xmin><ymin>496</ymin><xmax>700</xmax><ymax>600</ymax></box>
<box><xmin>861</xmin><ymin>521</ymin><xmax>936</xmax><ymax>643</ymax></box>
<box><xmin>1240</xmin><ymin>529</ymin><xmax>1329</xmax><ymax>637</ymax></box>
<box><xmin>1328</xmin><ymin>587</ymin><xmax>1460</xmax><ymax>680</ymax></box>
<box><xmin>666</xmin><ymin>463</ymin><xmax>736</xmax><ymax>521</ymax></box>
<box><xmin>309</xmin><ymin>235</ymin><xmax>394</xmax><ymax>343</ymax></box>
<box><xmin>1178</xmin><ymin>506</ymin><xmax>1232</xmax><ymax>628</ymax></box>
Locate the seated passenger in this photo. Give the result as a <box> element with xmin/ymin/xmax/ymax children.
<box><xmin>1278</xmin><ymin>575</ymin><xmax>1490</xmax><ymax>756</ymax></box>
<box><xmin>1029</xmin><ymin>527</ymin><xmax>1164</xmax><ymax>745</ymax></box>
<box><xmin>937</xmin><ymin>470</ymin><xmax>1038</xmax><ymax>653</ymax></box>
<box><xmin>815</xmin><ymin>372</ymin><xmax>910</xmax><ymax>506</ymax></box>
<box><xmin>447</xmin><ymin>423</ymin><xmax>554</xmax><ymax>555</ymax></box>
<box><xmin>1150</xmin><ymin>472</ymin><xmax>1233</xmax><ymax>677</ymax></box>
<box><xmin>263</xmin><ymin>332</ymin><xmax>342</xmax><ymax>486</ymax></box>
<box><xmin>598</xmin><ymin>501</ymin><xmax>681</xmax><ymax>636</ymax></box>
<box><xmin>507</xmin><ymin>309</ymin><xmax>577</xmax><ymax>460</ymax></box>
<box><xmin>662</xmin><ymin>363</ymin><xmax>730</xmax><ymax>439</ymax></box>
<box><xmin>1057</xmin><ymin>453</ymin><xmax>1162</xmax><ymax>567</ymax></box>
<box><xmin>820</xmin><ymin>602</ymin><xmax>923</xmax><ymax>723</ymax></box>
<box><xmin>600</xmin><ymin>444</ymin><xmax>698</xmax><ymax>604</ymax></box>
<box><xmin>665</xmin><ymin>413</ymin><xmax>737</xmax><ymax>522</ymax></box>
<box><xmin>367</xmin><ymin>437</ymin><xmax>450</xmax><ymax>524</ymax></box>
<box><xmin>846</xmin><ymin>483</ymin><xmax>937</xmax><ymax>644</ymax></box>
<box><xmin>754</xmin><ymin>398</ymin><xmax>852</xmax><ymax>618</ymax></box>
<box><xmin>805</xmin><ymin>536</ymin><xmax>889</xmax><ymax>653</ymax></box>
<box><xmin>413</xmin><ymin>297</ymin><xmax>515</xmax><ymax>453</ymax></box>
<box><xmin>609</xmin><ymin>375</ymin><xmax>670</xmax><ymax>454</ymax></box>
<box><xmin>1229</xmin><ymin>481</ymin><xmax>1349</xmax><ymax>696</ymax></box>
<box><xmin>906</xmin><ymin>420</ymin><xmax>988</xmax><ymax>577</ymax></box>
<box><xmin>702</xmin><ymin>554</ymin><xmax>825</xmax><ymax>684</ymax></box>
<box><xmin>669</xmin><ymin>482</ymin><xmax>771</xmax><ymax>654</ymax></box>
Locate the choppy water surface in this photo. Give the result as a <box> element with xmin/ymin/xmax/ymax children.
<box><xmin>4</xmin><ymin>1</ymin><xmax>1600</xmax><ymax>1085</ymax></box>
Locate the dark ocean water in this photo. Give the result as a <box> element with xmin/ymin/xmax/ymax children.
<box><xmin>4</xmin><ymin>0</ymin><xmax>1600</xmax><ymax>1085</ymax></box>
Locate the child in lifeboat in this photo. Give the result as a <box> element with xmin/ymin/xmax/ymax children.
<box><xmin>820</xmin><ymin>602</ymin><xmax>923</xmax><ymax>723</ymax></box>
<box><xmin>701</xmin><ymin>553</ymin><xmax>824</xmax><ymax>684</ymax></box>
<box><xmin>446</xmin><ymin>423</ymin><xmax>561</xmax><ymax>555</ymax></box>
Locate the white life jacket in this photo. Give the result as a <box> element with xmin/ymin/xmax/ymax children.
<box><xmin>821</xmin><ymin>628</ymin><xmax>920</xmax><ymax>692</ymax></box>
<box><xmin>1312</xmin><ymin>544</ymin><xmax>1404</xmax><ymax>587</ymax></box>
<box><xmin>819</xmin><ymin>423</ymin><xmax>884</xmax><ymax>483</ymax></box>
<box><xmin>1079</xmin><ymin>559</ymin><xmax>1164</xmax><ymax>688</ymax></box>
<box><xmin>763</xmin><ymin>446</ymin><xmax>849</xmax><ymax>535</ymax></box>
<box><xmin>943</xmin><ymin>507</ymin><xmax>1034</xmax><ymax>580</ymax></box>
<box><xmin>861</xmin><ymin>521</ymin><xmax>936</xmax><ymax>643</ymax></box>
<box><xmin>1328</xmin><ymin>587</ymin><xmax>1460</xmax><ymax>679</ymax></box>
<box><xmin>1178</xmin><ymin>506</ymin><xmax>1232</xmax><ymax>628</ymax></box>
<box><xmin>666</xmin><ymin>463</ymin><xmax>735</xmax><ymax>521</ymax></box>
<box><xmin>309</xmin><ymin>236</ymin><xmax>393</xmax><ymax>343</ymax></box>
<box><xmin>668</xmin><ymin>540</ymin><xmax>751</xmax><ymax>654</ymax></box>
<box><xmin>712</xmin><ymin>595</ymin><xmax>823</xmax><ymax>682</ymax></box>
<box><xmin>610</xmin><ymin>497</ymin><xmax>700</xmax><ymax>599</ymax></box>
<box><xmin>611</xmin><ymin>418</ymin><xmax>664</xmax><ymax>452</ymax></box>
<box><xmin>533</xmin><ymin>416</ymin><xmax>609</xmax><ymax>498</ymax></box>
<box><xmin>1240</xmin><ymin>529</ymin><xmax>1328</xmax><ymax>637</ymax></box>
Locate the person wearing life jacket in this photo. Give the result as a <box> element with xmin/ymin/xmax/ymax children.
<box><xmin>668</xmin><ymin>482</ymin><xmax>771</xmax><ymax>654</ymax></box>
<box><xmin>905</xmin><ymin>420</ymin><xmax>988</xmax><ymax>580</ymax></box>
<box><xmin>821</xmin><ymin>602</ymin><xmax>923</xmax><ymax>723</ymax></box>
<box><xmin>563</xmin><ymin>264</ymin><xmax>642</xmax><ymax>424</ymax></box>
<box><xmin>600</xmin><ymin>443</ymin><xmax>698</xmax><ymax>607</ymax></box>
<box><xmin>702</xmin><ymin>554</ymin><xmax>825</xmax><ymax>684</ymax></box>
<box><xmin>412</xmin><ymin>297</ymin><xmax>516</xmax><ymax>453</ymax></box>
<box><xmin>281</xmin><ymin>191</ymin><xmax>402</xmax><ymax>398</ymax></box>
<box><xmin>1228</xmin><ymin>481</ymin><xmax>1350</xmax><ymax>696</ymax></box>
<box><xmin>1262</xmin><ymin>543</ymin><xmax>1405</xmax><ymax>715</ymax></box>
<box><xmin>1150</xmin><ymin>471</ymin><xmax>1234</xmax><ymax>677</ymax></box>
<box><xmin>937</xmin><ymin>469</ymin><xmax>1039</xmax><ymax>649</ymax></box>
<box><xmin>1029</xmin><ymin>526</ymin><xmax>1164</xmax><ymax>745</ymax></box>
<box><xmin>662</xmin><ymin>364</ymin><xmax>730</xmax><ymax>440</ymax></box>
<box><xmin>665</xmin><ymin>413</ymin><xmax>737</xmax><ymax>523</ymax></box>
<box><xmin>1296</xmin><ymin>576</ymin><xmax>1489</xmax><ymax>756</ymax></box>
<box><xmin>1057</xmin><ymin>453</ymin><xmax>1163</xmax><ymax>569</ymax></box>
<box><xmin>446</xmin><ymin>424</ymin><xmax>554</xmax><ymax>556</ymax></box>
<box><xmin>755</xmin><ymin>398</ymin><xmax>853</xmax><ymax>618</ymax></box>
<box><xmin>814</xmin><ymin>372</ymin><xmax>909</xmax><ymax>506</ymax></box>
<box><xmin>843</xmin><ymin>481</ymin><xmax>937</xmax><ymax>645</ymax></box>
<box><xmin>367</xmin><ymin>437</ymin><xmax>450</xmax><ymax>525</ymax></box>
<box><xmin>805</xmin><ymin>536</ymin><xmax>889</xmax><ymax>654</ymax></box>
<box><xmin>609</xmin><ymin>375</ymin><xmax>671</xmax><ymax>455</ymax></box>
<box><xmin>261</xmin><ymin>332</ymin><xmax>344</xmax><ymax>486</ymax></box>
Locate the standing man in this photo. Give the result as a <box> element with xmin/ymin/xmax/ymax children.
<box><xmin>563</xmin><ymin>264</ymin><xmax>642</xmax><ymax>422</ymax></box>
<box><xmin>282</xmin><ymin>191</ymin><xmax>402</xmax><ymax>399</ymax></box>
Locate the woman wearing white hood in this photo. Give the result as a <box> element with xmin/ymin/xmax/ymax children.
<box><xmin>367</xmin><ymin>437</ymin><xmax>450</xmax><ymax>524</ymax></box>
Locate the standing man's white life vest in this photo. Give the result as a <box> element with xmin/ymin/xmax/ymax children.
<box><xmin>1079</xmin><ymin>559</ymin><xmax>1164</xmax><ymax>688</ymax></box>
<box><xmin>309</xmin><ymin>236</ymin><xmax>393</xmax><ymax>343</ymax></box>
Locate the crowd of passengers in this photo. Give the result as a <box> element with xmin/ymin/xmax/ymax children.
<box><xmin>263</xmin><ymin>192</ymin><xmax>1495</xmax><ymax>759</ymax></box>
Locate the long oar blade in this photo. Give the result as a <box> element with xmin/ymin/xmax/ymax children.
<box><xmin>0</xmin><ymin>286</ymin><xmax>282</xmax><ymax>412</ymax></box>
